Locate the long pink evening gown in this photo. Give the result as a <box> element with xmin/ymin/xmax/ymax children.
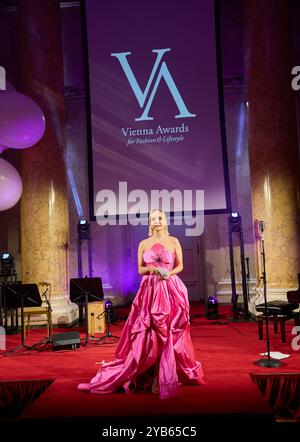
<box><xmin>78</xmin><ymin>242</ymin><xmax>203</xmax><ymax>399</ymax></box>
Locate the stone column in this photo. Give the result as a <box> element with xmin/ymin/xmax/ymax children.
<box><xmin>245</xmin><ymin>0</ymin><xmax>300</xmax><ymax>310</ymax></box>
<box><xmin>19</xmin><ymin>0</ymin><xmax>77</xmax><ymax>324</ymax></box>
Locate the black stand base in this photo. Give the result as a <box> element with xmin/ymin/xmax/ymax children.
<box><xmin>4</xmin><ymin>343</ymin><xmax>40</xmax><ymax>356</ymax></box>
<box><xmin>252</xmin><ymin>234</ymin><xmax>283</xmax><ymax>370</ymax></box>
<box><xmin>31</xmin><ymin>337</ymin><xmax>53</xmax><ymax>352</ymax></box>
<box><xmin>254</xmin><ymin>357</ymin><xmax>282</xmax><ymax>368</ymax></box>
<box><xmin>230</xmin><ymin>306</ymin><xmax>252</xmax><ymax>322</ymax></box>
<box><xmin>93</xmin><ymin>329</ymin><xmax>119</xmax><ymax>345</ymax></box>
<box><xmin>81</xmin><ymin>335</ymin><xmax>107</xmax><ymax>347</ymax></box>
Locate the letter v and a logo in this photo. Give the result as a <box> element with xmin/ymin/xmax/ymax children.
<box><xmin>111</xmin><ymin>48</ymin><xmax>196</xmax><ymax>122</ymax></box>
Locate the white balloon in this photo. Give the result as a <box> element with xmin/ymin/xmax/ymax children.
<box><xmin>0</xmin><ymin>157</ymin><xmax>23</xmax><ymax>211</ymax></box>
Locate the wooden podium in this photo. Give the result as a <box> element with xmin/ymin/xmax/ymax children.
<box><xmin>87</xmin><ymin>301</ymin><xmax>105</xmax><ymax>336</ymax></box>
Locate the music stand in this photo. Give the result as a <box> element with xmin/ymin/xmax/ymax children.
<box><xmin>70</xmin><ymin>277</ymin><xmax>104</xmax><ymax>346</ymax></box>
<box><xmin>4</xmin><ymin>284</ymin><xmax>41</xmax><ymax>356</ymax></box>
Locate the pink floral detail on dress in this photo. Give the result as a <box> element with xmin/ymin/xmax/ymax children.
<box><xmin>153</xmin><ymin>249</ymin><xmax>170</xmax><ymax>265</ymax></box>
<box><xmin>147</xmin><ymin>243</ymin><xmax>173</xmax><ymax>265</ymax></box>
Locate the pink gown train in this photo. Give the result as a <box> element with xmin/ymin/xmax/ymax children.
<box><xmin>78</xmin><ymin>243</ymin><xmax>204</xmax><ymax>399</ymax></box>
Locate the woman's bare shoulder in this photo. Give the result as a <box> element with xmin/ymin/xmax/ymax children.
<box><xmin>138</xmin><ymin>238</ymin><xmax>151</xmax><ymax>250</ymax></box>
<box><xmin>169</xmin><ymin>236</ymin><xmax>180</xmax><ymax>246</ymax></box>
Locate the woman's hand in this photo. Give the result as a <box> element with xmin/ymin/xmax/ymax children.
<box><xmin>154</xmin><ymin>269</ymin><xmax>169</xmax><ymax>279</ymax></box>
<box><xmin>161</xmin><ymin>270</ymin><xmax>169</xmax><ymax>280</ymax></box>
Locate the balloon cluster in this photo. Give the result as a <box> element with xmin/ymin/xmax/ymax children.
<box><xmin>0</xmin><ymin>89</ymin><xmax>45</xmax><ymax>211</ymax></box>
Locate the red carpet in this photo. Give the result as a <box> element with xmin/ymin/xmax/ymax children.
<box><xmin>1</xmin><ymin>305</ymin><xmax>300</xmax><ymax>438</ymax></box>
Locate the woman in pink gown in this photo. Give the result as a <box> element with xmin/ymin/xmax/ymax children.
<box><xmin>78</xmin><ymin>209</ymin><xmax>203</xmax><ymax>399</ymax></box>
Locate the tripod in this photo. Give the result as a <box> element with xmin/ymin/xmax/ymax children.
<box><xmin>70</xmin><ymin>277</ymin><xmax>104</xmax><ymax>347</ymax></box>
<box><xmin>228</xmin><ymin>213</ymin><xmax>250</xmax><ymax>321</ymax></box>
<box><xmin>94</xmin><ymin>300</ymin><xmax>119</xmax><ymax>344</ymax></box>
<box><xmin>254</xmin><ymin>221</ymin><xmax>282</xmax><ymax>368</ymax></box>
<box><xmin>4</xmin><ymin>284</ymin><xmax>41</xmax><ymax>356</ymax></box>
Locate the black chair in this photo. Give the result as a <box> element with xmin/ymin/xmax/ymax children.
<box><xmin>256</xmin><ymin>300</ymin><xmax>300</xmax><ymax>343</ymax></box>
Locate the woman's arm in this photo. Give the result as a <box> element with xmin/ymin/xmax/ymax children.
<box><xmin>137</xmin><ymin>241</ymin><xmax>157</xmax><ymax>275</ymax></box>
<box><xmin>168</xmin><ymin>238</ymin><xmax>183</xmax><ymax>277</ymax></box>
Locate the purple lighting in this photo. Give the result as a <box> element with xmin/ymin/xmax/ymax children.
<box><xmin>105</xmin><ymin>299</ymin><xmax>113</xmax><ymax>310</ymax></box>
<box><xmin>207</xmin><ymin>296</ymin><xmax>217</xmax><ymax>304</ymax></box>
<box><xmin>206</xmin><ymin>296</ymin><xmax>218</xmax><ymax>319</ymax></box>
<box><xmin>0</xmin><ymin>91</ymin><xmax>45</xmax><ymax>149</ymax></box>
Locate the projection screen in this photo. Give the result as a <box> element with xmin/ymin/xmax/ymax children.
<box><xmin>83</xmin><ymin>0</ymin><xmax>230</xmax><ymax>218</ymax></box>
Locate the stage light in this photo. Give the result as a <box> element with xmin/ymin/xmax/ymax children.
<box><xmin>229</xmin><ymin>212</ymin><xmax>241</xmax><ymax>232</ymax></box>
<box><xmin>77</xmin><ymin>218</ymin><xmax>93</xmax><ymax>278</ymax></box>
<box><xmin>206</xmin><ymin>296</ymin><xmax>218</xmax><ymax>319</ymax></box>
<box><xmin>0</xmin><ymin>252</ymin><xmax>16</xmax><ymax>276</ymax></box>
<box><xmin>105</xmin><ymin>299</ymin><xmax>112</xmax><ymax>311</ymax></box>
<box><xmin>77</xmin><ymin>218</ymin><xmax>90</xmax><ymax>240</ymax></box>
<box><xmin>105</xmin><ymin>299</ymin><xmax>116</xmax><ymax>323</ymax></box>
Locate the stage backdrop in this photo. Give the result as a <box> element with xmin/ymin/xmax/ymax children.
<box><xmin>83</xmin><ymin>0</ymin><xmax>230</xmax><ymax>218</ymax></box>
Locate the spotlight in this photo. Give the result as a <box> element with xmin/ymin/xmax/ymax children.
<box><xmin>105</xmin><ymin>299</ymin><xmax>112</xmax><ymax>311</ymax></box>
<box><xmin>77</xmin><ymin>219</ymin><xmax>90</xmax><ymax>240</ymax></box>
<box><xmin>105</xmin><ymin>299</ymin><xmax>115</xmax><ymax>323</ymax></box>
<box><xmin>229</xmin><ymin>212</ymin><xmax>241</xmax><ymax>232</ymax></box>
<box><xmin>206</xmin><ymin>296</ymin><xmax>218</xmax><ymax>319</ymax></box>
<box><xmin>0</xmin><ymin>252</ymin><xmax>16</xmax><ymax>276</ymax></box>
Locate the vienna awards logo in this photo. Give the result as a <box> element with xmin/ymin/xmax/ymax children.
<box><xmin>111</xmin><ymin>48</ymin><xmax>196</xmax><ymax>122</ymax></box>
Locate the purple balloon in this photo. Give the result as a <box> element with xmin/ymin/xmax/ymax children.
<box><xmin>0</xmin><ymin>91</ymin><xmax>46</xmax><ymax>149</ymax></box>
<box><xmin>0</xmin><ymin>157</ymin><xmax>23</xmax><ymax>211</ymax></box>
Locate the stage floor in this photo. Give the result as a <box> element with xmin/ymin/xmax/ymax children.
<box><xmin>1</xmin><ymin>306</ymin><xmax>300</xmax><ymax>439</ymax></box>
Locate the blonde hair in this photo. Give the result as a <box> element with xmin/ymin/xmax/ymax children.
<box><xmin>148</xmin><ymin>208</ymin><xmax>169</xmax><ymax>236</ymax></box>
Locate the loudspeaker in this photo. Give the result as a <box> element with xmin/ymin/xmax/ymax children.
<box><xmin>52</xmin><ymin>331</ymin><xmax>80</xmax><ymax>351</ymax></box>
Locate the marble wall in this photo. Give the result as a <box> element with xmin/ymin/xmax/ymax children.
<box><xmin>245</xmin><ymin>0</ymin><xmax>300</xmax><ymax>306</ymax></box>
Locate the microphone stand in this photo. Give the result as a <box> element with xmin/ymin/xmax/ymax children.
<box><xmin>255</xmin><ymin>223</ymin><xmax>282</xmax><ymax>367</ymax></box>
<box><xmin>30</xmin><ymin>286</ymin><xmax>53</xmax><ymax>351</ymax></box>
<box><xmin>94</xmin><ymin>301</ymin><xmax>119</xmax><ymax>344</ymax></box>
<box><xmin>245</xmin><ymin>257</ymin><xmax>250</xmax><ymax>302</ymax></box>
<box><xmin>43</xmin><ymin>287</ymin><xmax>52</xmax><ymax>313</ymax></box>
